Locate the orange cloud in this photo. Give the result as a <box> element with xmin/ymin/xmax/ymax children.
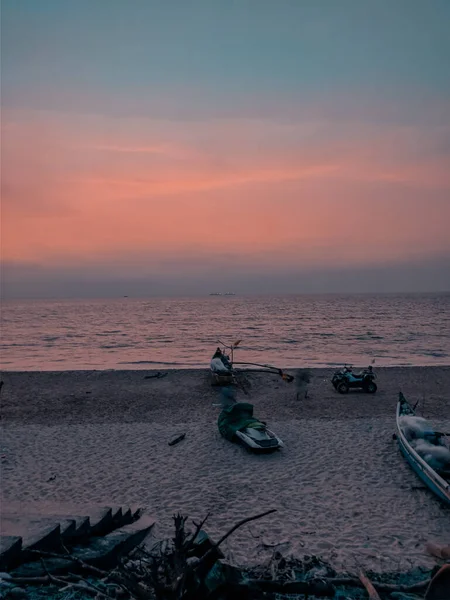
<box><xmin>71</xmin><ymin>163</ymin><xmax>340</xmax><ymax>197</ymax></box>
<box><xmin>91</xmin><ymin>144</ymin><xmax>175</xmax><ymax>154</ymax></box>
<box><xmin>2</xmin><ymin>108</ymin><xmax>449</xmax><ymax>274</ymax></box>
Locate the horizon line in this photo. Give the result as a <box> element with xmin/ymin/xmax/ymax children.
<box><xmin>2</xmin><ymin>290</ymin><xmax>450</xmax><ymax>302</ymax></box>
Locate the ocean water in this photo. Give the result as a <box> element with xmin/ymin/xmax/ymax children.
<box><xmin>1</xmin><ymin>294</ymin><xmax>449</xmax><ymax>371</ymax></box>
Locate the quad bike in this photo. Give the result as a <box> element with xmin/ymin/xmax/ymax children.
<box><xmin>332</xmin><ymin>365</ymin><xmax>377</xmax><ymax>394</ymax></box>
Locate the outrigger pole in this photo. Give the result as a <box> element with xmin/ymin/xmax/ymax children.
<box><xmin>216</xmin><ymin>339</ymin><xmax>294</xmax><ymax>382</ymax></box>
<box><xmin>233</xmin><ymin>361</ymin><xmax>294</xmax><ymax>382</ymax></box>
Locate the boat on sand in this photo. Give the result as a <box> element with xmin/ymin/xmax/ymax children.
<box><xmin>210</xmin><ymin>346</ymin><xmax>234</xmax><ymax>386</ymax></box>
<box><xmin>395</xmin><ymin>392</ymin><xmax>450</xmax><ymax>506</ymax></box>
<box><xmin>209</xmin><ymin>340</ymin><xmax>294</xmax><ymax>386</ymax></box>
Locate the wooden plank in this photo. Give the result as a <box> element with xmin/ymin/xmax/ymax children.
<box><xmin>11</xmin><ymin>515</ymin><xmax>156</xmax><ymax>577</ymax></box>
<box><xmin>88</xmin><ymin>507</ymin><xmax>113</xmax><ymax>535</ymax></box>
<box><xmin>0</xmin><ymin>535</ymin><xmax>22</xmax><ymax>571</ymax></box>
<box><xmin>1</xmin><ymin>516</ymin><xmax>61</xmax><ymax>552</ymax></box>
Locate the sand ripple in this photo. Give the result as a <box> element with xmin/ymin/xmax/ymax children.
<box><xmin>2</xmin><ymin>417</ymin><xmax>449</xmax><ymax>572</ymax></box>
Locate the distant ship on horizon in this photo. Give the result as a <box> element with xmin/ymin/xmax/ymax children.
<box><xmin>209</xmin><ymin>292</ymin><xmax>236</xmax><ymax>296</ymax></box>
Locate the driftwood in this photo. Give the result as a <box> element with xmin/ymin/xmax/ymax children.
<box><xmin>39</xmin><ymin>556</ymin><xmax>116</xmax><ymax>599</ymax></box>
<box><xmin>6</xmin><ymin>512</ymin><xmax>440</xmax><ymax>600</ymax></box>
<box><xmin>5</xmin><ymin>570</ymin><xmax>433</xmax><ymax>597</ymax></box>
<box><xmin>203</xmin><ymin>509</ymin><xmax>276</xmax><ymax>557</ymax></box>
<box><xmin>4</xmin><ymin>574</ymin><xmax>76</xmax><ymax>585</ymax></box>
<box><xmin>246</xmin><ymin>552</ymin><xmax>432</xmax><ymax>596</ymax></box>
<box><xmin>168</xmin><ymin>434</ymin><xmax>186</xmax><ymax>447</ymax></box>
<box><xmin>14</xmin><ymin>511</ymin><xmax>277</xmax><ymax>600</ymax></box>
<box><xmin>144</xmin><ymin>372</ymin><xmax>168</xmax><ymax>380</ymax></box>
<box><xmin>358</xmin><ymin>569</ymin><xmax>382</xmax><ymax>599</ymax></box>
<box><xmin>144</xmin><ymin>509</ymin><xmax>277</xmax><ymax>599</ymax></box>
<box><xmin>234</xmin><ymin>575</ymin><xmax>431</xmax><ymax>597</ymax></box>
<box><xmin>27</xmin><ymin>547</ymin><xmax>108</xmax><ymax>577</ymax></box>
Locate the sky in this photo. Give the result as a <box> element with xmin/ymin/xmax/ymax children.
<box><xmin>1</xmin><ymin>0</ymin><xmax>450</xmax><ymax>298</ymax></box>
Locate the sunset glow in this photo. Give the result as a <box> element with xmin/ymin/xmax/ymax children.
<box><xmin>2</xmin><ymin>1</ymin><xmax>450</xmax><ymax>296</ymax></box>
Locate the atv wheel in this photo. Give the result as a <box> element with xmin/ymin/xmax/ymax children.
<box><xmin>365</xmin><ymin>382</ymin><xmax>377</xmax><ymax>394</ymax></box>
<box><xmin>337</xmin><ymin>382</ymin><xmax>349</xmax><ymax>394</ymax></box>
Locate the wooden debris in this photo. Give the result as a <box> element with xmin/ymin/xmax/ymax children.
<box><xmin>3</xmin><ymin>511</ymin><xmax>438</xmax><ymax>600</ymax></box>
<box><xmin>144</xmin><ymin>372</ymin><xmax>168</xmax><ymax>379</ymax></box>
<box><xmin>11</xmin><ymin>515</ymin><xmax>155</xmax><ymax>577</ymax></box>
<box><xmin>261</xmin><ymin>538</ymin><xmax>289</xmax><ymax>548</ymax></box>
<box><xmin>27</xmin><ymin>548</ymin><xmax>108</xmax><ymax>577</ymax></box>
<box><xmin>168</xmin><ymin>434</ymin><xmax>186</xmax><ymax>447</ymax></box>
<box><xmin>359</xmin><ymin>569</ymin><xmax>382</xmax><ymax>599</ymax></box>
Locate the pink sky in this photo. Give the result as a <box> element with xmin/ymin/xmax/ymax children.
<box><xmin>2</xmin><ymin>105</ymin><xmax>450</xmax><ymax>283</ymax></box>
<box><xmin>2</xmin><ymin>1</ymin><xmax>450</xmax><ymax>296</ymax></box>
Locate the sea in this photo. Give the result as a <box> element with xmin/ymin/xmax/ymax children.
<box><xmin>1</xmin><ymin>293</ymin><xmax>449</xmax><ymax>371</ymax></box>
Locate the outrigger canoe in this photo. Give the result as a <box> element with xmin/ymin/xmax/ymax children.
<box><xmin>396</xmin><ymin>392</ymin><xmax>450</xmax><ymax>506</ymax></box>
<box><xmin>210</xmin><ymin>346</ymin><xmax>234</xmax><ymax>386</ymax></box>
<box><xmin>210</xmin><ymin>340</ymin><xmax>294</xmax><ymax>386</ymax></box>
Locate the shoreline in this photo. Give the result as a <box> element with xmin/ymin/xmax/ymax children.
<box><xmin>2</xmin><ymin>363</ymin><xmax>450</xmax><ymax>371</ymax></box>
<box><xmin>1</xmin><ymin>366</ymin><xmax>449</xmax><ymax>424</ymax></box>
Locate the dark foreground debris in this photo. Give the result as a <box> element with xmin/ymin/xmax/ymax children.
<box><xmin>1</xmin><ymin>511</ymin><xmax>448</xmax><ymax>600</ymax></box>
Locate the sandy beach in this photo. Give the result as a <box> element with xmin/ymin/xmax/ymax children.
<box><xmin>1</xmin><ymin>366</ymin><xmax>449</xmax><ymax>573</ymax></box>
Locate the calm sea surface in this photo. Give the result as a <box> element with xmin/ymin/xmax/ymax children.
<box><xmin>1</xmin><ymin>294</ymin><xmax>449</xmax><ymax>370</ymax></box>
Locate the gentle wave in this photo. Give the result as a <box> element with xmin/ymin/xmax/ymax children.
<box><xmin>1</xmin><ymin>294</ymin><xmax>449</xmax><ymax>370</ymax></box>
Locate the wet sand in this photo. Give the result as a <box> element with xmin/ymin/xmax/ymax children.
<box><xmin>1</xmin><ymin>367</ymin><xmax>449</xmax><ymax>572</ymax></box>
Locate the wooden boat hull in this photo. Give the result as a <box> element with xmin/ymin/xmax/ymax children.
<box><xmin>210</xmin><ymin>350</ymin><xmax>234</xmax><ymax>386</ymax></box>
<box><xmin>210</xmin><ymin>371</ymin><xmax>234</xmax><ymax>386</ymax></box>
<box><xmin>396</xmin><ymin>396</ymin><xmax>450</xmax><ymax>506</ymax></box>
